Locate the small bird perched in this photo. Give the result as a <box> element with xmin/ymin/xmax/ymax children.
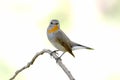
<box><xmin>47</xmin><ymin>19</ymin><xmax>93</xmax><ymax>57</ymax></box>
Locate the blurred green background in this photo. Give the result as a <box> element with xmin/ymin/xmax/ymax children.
<box><xmin>0</xmin><ymin>0</ymin><xmax>120</xmax><ymax>80</ymax></box>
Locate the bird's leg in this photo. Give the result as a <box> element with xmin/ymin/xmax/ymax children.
<box><xmin>56</xmin><ymin>52</ymin><xmax>65</xmax><ymax>62</ymax></box>
<box><xmin>59</xmin><ymin>52</ymin><xmax>65</xmax><ymax>58</ymax></box>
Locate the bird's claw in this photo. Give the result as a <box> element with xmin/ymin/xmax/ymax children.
<box><xmin>50</xmin><ymin>50</ymin><xmax>59</xmax><ymax>56</ymax></box>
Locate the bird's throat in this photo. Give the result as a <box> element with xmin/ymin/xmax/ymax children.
<box><xmin>48</xmin><ymin>25</ymin><xmax>59</xmax><ymax>34</ymax></box>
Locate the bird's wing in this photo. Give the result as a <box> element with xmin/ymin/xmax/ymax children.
<box><xmin>55</xmin><ymin>30</ymin><xmax>75</xmax><ymax>57</ymax></box>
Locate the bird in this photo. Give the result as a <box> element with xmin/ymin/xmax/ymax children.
<box><xmin>47</xmin><ymin>19</ymin><xmax>93</xmax><ymax>57</ymax></box>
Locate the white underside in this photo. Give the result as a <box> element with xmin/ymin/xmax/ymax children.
<box><xmin>72</xmin><ymin>46</ymin><xmax>86</xmax><ymax>50</ymax></box>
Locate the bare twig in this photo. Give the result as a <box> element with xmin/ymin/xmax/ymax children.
<box><xmin>45</xmin><ymin>49</ymin><xmax>75</xmax><ymax>80</ymax></box>
<box><xmin>9</xmin><ymin>49</ymin><xmax>75</xmax><ymax>80</ymax></box>
<box><xmin>9</xmin><ymin>50</ymin><xmax>45</xmax><ymax>80</ymax></box>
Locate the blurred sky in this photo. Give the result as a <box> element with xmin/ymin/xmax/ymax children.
<box><xmin>0</xmin><ymin>0</ymin><xmax>120</xmax><ymax>80</ymax></box>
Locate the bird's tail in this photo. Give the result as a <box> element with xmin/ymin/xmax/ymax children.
<box><xmin>71</xmin><ymin>41</ymin><xmax>94</xmax><ymax>50</ymax></box>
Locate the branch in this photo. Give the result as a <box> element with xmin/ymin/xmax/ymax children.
<box><xmin>9</xmin><ymin>49</ymin><xmax>75</xmax><ymax>80</ymax></box>
<box><xmin>45</xmin><ymin>49</ymin><xmax>75</xmax><ymax>80</ymax></box>
<box><xmin>9</xmin><ymin>50</ymin><xmax>45</xmax><ymax>80</ymax></box>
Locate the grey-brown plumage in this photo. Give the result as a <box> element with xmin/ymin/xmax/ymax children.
<box><xmin>47</xmin><ymin>19</ymin><xmax>93</xmax><ymax>57</ymax></box>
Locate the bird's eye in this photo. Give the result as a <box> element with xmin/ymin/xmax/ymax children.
<box><xmin>51</xmin><ymin>22</ymin><xmax>53</xmax><ymax>24</ymax></box>
<box><xmin>55</xmin><ymin>23</ymin><xmax>58</xmax><ymax>25</ymax></box>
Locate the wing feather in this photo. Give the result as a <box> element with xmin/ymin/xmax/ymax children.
<box><xmin>55</xmin><ymin>30</ymin><xmax>75</xmax><ymax>57</ymax></box>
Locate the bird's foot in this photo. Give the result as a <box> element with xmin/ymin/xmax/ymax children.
<box><xmin>50</xmin><ymin>50</ymin><xmax>59</xmax><ymax>56</ymax></box>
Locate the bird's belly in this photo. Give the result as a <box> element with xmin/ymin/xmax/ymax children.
<box><xmin>47</xmin><ymin>32</ymin><xmax>66</xmax><ymax>52</ymax></box>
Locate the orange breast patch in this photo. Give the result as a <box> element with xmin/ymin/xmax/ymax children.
<box><xmin>48</xmin><ymin>25</ymin><xmax>59</xmax><ymax>34</ymax></box>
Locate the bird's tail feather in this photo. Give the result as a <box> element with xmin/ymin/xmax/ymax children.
<box><xmin>71</xmin><ymin>41</ymin><xmax>94</xmax><ymax>50</ymax></box>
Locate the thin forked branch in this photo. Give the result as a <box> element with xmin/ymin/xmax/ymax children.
<box><xmin>9</xmin><ymin>49</ymin><xmax>75</xmax><ymax>80</ymax></box>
